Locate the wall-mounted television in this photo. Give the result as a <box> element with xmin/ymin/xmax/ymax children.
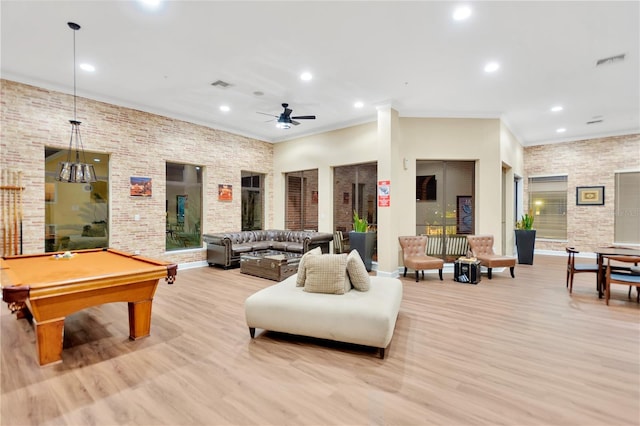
<box><xmin>416</xmin><ymin>175</ymin><xmax>437</xmax><ymax>201</ymax></box>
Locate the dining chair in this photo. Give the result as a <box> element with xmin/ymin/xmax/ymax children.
<box><xmin>604</xmin><ymin>255</ymin><xmax>640</xmax><ymax>305</ymax></box>
<box><xmin>333</xmin><ymin>230</ymin><xmax>349</xmax><ymax>254</ymax></box>
<box><xmin>566</xmin><ymin>247</ymin><xmax>599</xmax><ymax>294</ymax></box>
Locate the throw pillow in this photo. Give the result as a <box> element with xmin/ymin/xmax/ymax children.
<box><xmin>90</xmin><ymin>222</ymin><xmax>106</xmax><ymax>237</ymax></box>
<box><xmin>303</xmin><ymin>254</ymin><xmax>350</xmax><ymax>295</ymax></box>
<box><xmin>346</xmin><ymin>250</ymin><xmax>370</xmax><ymax>291</ymax></box>
<box><xmin>81</xmin><ymin>225</ymin><xmax>92</xmax><ymax>237</ymax></box>
<box><xmin>296</xmin><ymin>246</ymin><xmax>323</xmax><ymax>287</ymax></box>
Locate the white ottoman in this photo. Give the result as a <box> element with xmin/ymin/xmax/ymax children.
<box><xmin>245</xmin><ymin>274</ymin><xmax>403</xmax><ymax>358</ymax></box>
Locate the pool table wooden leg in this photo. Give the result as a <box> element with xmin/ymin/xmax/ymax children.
<box><xmin>35</xmin><ymin>318</ymin><xmax>64</xmax><ymax>366</ymax></box>
<box><xmin>128</xmin><ymin>300</ymin><xmax>153</xmax><ymax>339</ymax></box>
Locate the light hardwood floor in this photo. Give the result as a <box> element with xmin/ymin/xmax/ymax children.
<box><xmin>1</xmin><ymin>255</ymin><xmax>639</xmax><ymax>425</ymax></box>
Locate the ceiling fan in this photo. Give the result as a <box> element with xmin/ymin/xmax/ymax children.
<box><xmin>258</xmin><ymin>103</ymin><xmax>316</xmax><ymax>129</ymax></box>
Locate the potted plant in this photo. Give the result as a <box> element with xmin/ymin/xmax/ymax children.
<box><xmin>349</xmin><ymin>210</ymin><xmax>376</xmax><ymax>271</ymax></box>
<box><xmin>515</xmin><ymin>211</ymin><xmax>536</xmax><ymax>265</ymax></box>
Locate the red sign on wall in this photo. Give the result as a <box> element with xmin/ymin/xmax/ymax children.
<box><xmin>378</xmin><ymin>180</ymin><xmax>390</xmax><ymax>207</ymax></box>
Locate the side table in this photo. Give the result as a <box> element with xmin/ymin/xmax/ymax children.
<box><xmin>454</xmin><ymin>258</ymin><xmax>482</xmax><ymax>284</ymax></box>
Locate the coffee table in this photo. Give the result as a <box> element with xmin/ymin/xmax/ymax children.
<box><xmin>240</xmin><ymin>250</ymin><xmax>302</xmax><ymax>281</ymax></box>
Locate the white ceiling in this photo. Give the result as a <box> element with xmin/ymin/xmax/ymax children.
<box><xmin>1</xmin><ymin>1</ymin><xmax>639</xmax><ymax>145</ymax></box>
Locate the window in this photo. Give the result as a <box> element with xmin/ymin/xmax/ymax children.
<box><xmin>44</xmin><ymin>147</ymin><xmax>109</xmax><ymax>252</ymax></box>
<box><xmin>241</xmin><ymin>171</ymin><xmax>264</xmax><ymax>231</ymax></box>
<box><xmin>528</xmin><ymin>175</ymin><xmax>567</xmax><ymax>239</ymax></box>
<box><xmin>285</xmin><ymin>169</ymin><xmax>318</xmax><ymax>231</ymax></box>
<box><xmin>166</xmin><ymin>163</ymin><xmax>202</xmax><ymax>250</ymax></box>
<box><xmin>614</xmin><ymin>172</ymin><xmax>640</xmax><ymax>244</ymax></box>
<box><xmin>333</xmin><ymin>163</ymin><xmax>377</xmax><ymax>233</ymax></box>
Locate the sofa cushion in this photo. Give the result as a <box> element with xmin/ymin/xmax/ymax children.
<box><xmin>271</xmin><ymin>241</ymin><xmax>288</xmax><ymax>251</ymax></box>
<box><xmin>232</xmin><ymin>244</ymin><xmax>254</xmax><ymax>254</ymax></box>
<box><xmin>303</xmin><ymin>254</ymin><xmax>350</xmax><ymax>295</ymax></box>
<box><xmin>283</xmin><ymin>243</ymin><xmax>304</xmax><ymax>253</ymax></box>
<box><xmin>347</xmin><ymin>250</ymin><xmax>370</xmax><ymax>291</ymax></box>
<box><xmin>296</xmin><ymin>247</ymin><xmax>323</xmax><ymax>287</ymax></box>
<box><xmin>251</xmin><ymin>242</ymin><xmax>272</xmax><ymax>251</ymax></box>
<box><xmin>81</xmin><ymin>223</ymin><xmax>106</xmax><ymax>237</ymax></box>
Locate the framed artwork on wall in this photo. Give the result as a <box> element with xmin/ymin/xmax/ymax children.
<box><xmin>416</xmin><ymin>175</ymin><xmax>436</xmax><ymax>201</ymax></box>
<box><xmin>456</xmin><ymin>196</ymin><xmax>473</xmax><ymax>234</ymax></box>
<box><xmin>576</xmin><ymin>186</ymin><xmax>604</xmax><ymax>205</ymax></box>
<box><xmin>45</xmin><ymin>182</ymin><xmax>56</xmax><ymax>203</ymax></box>
<box><xmin>177</xmin><ymin>195</ymin><xmax>187</xmax><ymax>223</ymax></box>
<box><xmin>130</xmin><ymin>177</ymin><xmax>152</xmax><ymax>197</ymax></box>
<box><xmin>218</xmin><ymin>184</ymin><xmax>232</xmax><ymax>201</ymax></box>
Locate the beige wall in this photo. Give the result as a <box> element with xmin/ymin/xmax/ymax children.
<box><xmin>524</xmin><ymin>133</ymin><xmax>640</xmax><ymax>252</ymax></box>
<box><xmin>500</xmin><ymin>122</ymin><xmax>525</xmax><ymax>253</ymax></box>
<box><xmin>274</xmin><ymin>113</ymin><xmax>524</xmax><ymax>275</ymax></box>
<box><xmin>0</xmin><ymin>80</ymin><xmax>273</xmax><ymax>265</ymax></box>
<box><xmin>273</xmin><ymin>122</ymin><xmax>379</xmax><ymax>232</ymax></box>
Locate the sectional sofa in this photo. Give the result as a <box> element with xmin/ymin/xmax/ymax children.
<box><xmin>203</xmin><ymin>229</ymin><xmax>333</xmax><ymax>268</ymax></box>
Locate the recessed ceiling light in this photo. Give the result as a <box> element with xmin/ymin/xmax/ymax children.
<box><xmin>80</xmin><ymin>63</ymin><xmax>95</xmax><ymax>72</ymax></box>
<box><xmin>354</xmin><ymin>101</ymin><xmax>364</xmax><ymax>108</ymax></box>
<box><xmin>93</xmin><ymin>158</ymin><xmax>101</xmax><ymax>163</ymax></box>
<box><xmin>484</xmin><ymin>62</ymin><xmax>500</xmax><ymax>73</ymax></box>
<box><xmin>551</xmin><ymin>105</ymin><xmax>563</xmax><ymax>112</ymax></box>
<box><xmin>300</xmin><ymin>72</ymin><xmax>313</xmax><ymax>81</ymax></box>
<box><xmin>138</xmin><ymin>0</ymin><xmax>161</xmax><ymax>9</ymax></box>
<box><xmin>453</xmin><ymin>6</ymin><xmax>472</xmax><ymax>21</ymax></box>
<box><xmin>219</xmin><ymin>105</ymin><xmax>230</xmax><ymax>112</ymax></box>
<box><xmin>556</xmin><ymin>128</ymin><xmax>566</xmax><ymax>133</ymax></box>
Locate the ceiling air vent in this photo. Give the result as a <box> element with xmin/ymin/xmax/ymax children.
<box><xmin>211</xmin><ymin>80</ymin><xmax>232</xmax><ymax>88</ymax></box>
<box><xmin>596</xmin><ymin>53</ymin><xmax>625</xmax><ymax>66</ymax></box>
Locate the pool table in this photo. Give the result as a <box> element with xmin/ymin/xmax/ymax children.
<box><xmin>1</xmin><ymin>248</ymin><xmax>177</xmax><ymax>365</ymax></box>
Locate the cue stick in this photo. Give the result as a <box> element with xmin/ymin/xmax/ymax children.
<box><xmin>0</xmin><ymin>169</ymin><xmax>7</xmax><ymax>256</ymax></box>
<box><xmin>2</xmin><ymin>169</ymin><xmax>7</xmax><ymax>256</ymax></box>
<box><xmin>13</xmin><ymin>171</ymin><xmax>19</xmax><ymax>255</ymax></box>
<box><xmin>18</xmin><ymin>172</ymin><xmax>23</xmax><ymax>254</ymax></box>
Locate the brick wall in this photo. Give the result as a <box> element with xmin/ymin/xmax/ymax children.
<box><xmin>0</xmin><ymin>79</ymin><xmax>273</xmax><ymax>264</ymax></box>
<box><xmin>524</xmin><ymin>133</ymin><xmax>640</xmax><ymax>252</ymax></box>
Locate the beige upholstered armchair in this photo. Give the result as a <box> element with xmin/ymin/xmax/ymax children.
<box><xmin>466</xmin><ymin>235</ymin><xmax>516</xmax><ymax>279</ymax></box>
<box><xmin>398</xmin><ymin>236</ymin><xmax>444</xmax><ymax>282</ymax></box>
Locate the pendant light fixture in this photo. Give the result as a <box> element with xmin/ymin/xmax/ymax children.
<box><xmin>55</xmin><ymin>22</ymin><xmax>96</xmax><ymax>183</ymax></box>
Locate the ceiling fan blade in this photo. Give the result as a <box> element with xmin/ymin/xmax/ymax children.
<box><xmin>257</xmin><ymin>112</ymin><xmax>277</xmax><ymax>117</ymax></box>
<box><xmin>291</xmin><ymin>120</ymin><xmax>300</xmax><ymax>126</ymax></box>
<box><xmin>291</xmin><ymin>115</ymin><xmax>316</xmax><ymax>120</ymax></box>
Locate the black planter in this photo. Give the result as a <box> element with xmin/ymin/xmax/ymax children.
<box><xmin>515</xmin><ymin>229</ymin><xmax>536</xmax><ymax>265</ymax></box>
<box><xmin>349</xmin><ymin>231</ymin><xmax>376</xmax><ymax>272</ymax></box>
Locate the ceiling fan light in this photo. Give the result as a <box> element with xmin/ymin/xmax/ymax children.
<box><xmin>276</xmin><ymin>122</ymin><xmax>291</xmax><ymax>129</ymax></box>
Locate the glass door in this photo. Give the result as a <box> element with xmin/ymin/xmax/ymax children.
<box><xmin>416</xmin><ymin>160</ymin><xmax>475</xmax><ymax>261</ymax></box>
